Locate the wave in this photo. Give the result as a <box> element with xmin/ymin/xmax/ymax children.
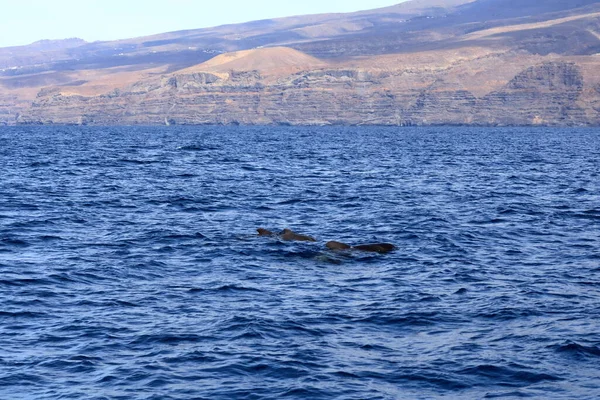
<box><xmin>458</xmin><ymin>364</ymin><xmax>561</xmax><ymax>385</ymax></box>
<box><xmin>554</xmin><ymin>342</ymin><xmax>600</xmax><ymax>357</ymax></box>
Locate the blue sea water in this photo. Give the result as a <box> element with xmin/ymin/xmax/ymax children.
<box><xmin>0</xmin><ymin>126</ymin><xmax>599</xmax><ymax>399</ymax></box>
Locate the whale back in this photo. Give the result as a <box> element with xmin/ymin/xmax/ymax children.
<box><xmin>326</xmin><ymin>241</ymin><xmax>352</xmax><ymax>250</ymax></box>
<box><xmin>280</xmin><ymin>228</ymin><xmax>316</xmax><ymax>242</ymax></box>
<box><xmin>352</xmin><ymin>243</ymin><xmax>396</xmax><ymax>253</ymax></box>
<box><xmin>257</xmin><ymin>228</ymin><xmax>275</xmax><ymax>236</ymax></box>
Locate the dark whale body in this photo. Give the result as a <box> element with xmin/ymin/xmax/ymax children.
<box><xmin>257</xmin><ymin>228</ymin><xmax>276</xmax><ymax>236</ymax></box>
<box><xmin>257</xmin><ymin>228</ymin><xmax>316</xmax><ymax>242</ymax></box>
<box><xmin>352</xmin><ymin>243</ymin><xmax>396</xmax><ymax>253</ymax></box>
<box><xmin>258</xmin><ymin>229</ymin><xmax>394</xmax><ymax>253</ymax></box>
<box><xmin>325</xmin><ymin>241</ymin><xmax>351</xmax><ymax>250</ymax></box>
<box><xmin>280</xmin><ymin>228</ymin><xmax>316</xmax><ymax>242</ymax></box>
<box><xmin>326</xmin><ymin>241</ymin><xmax>395</xmax><ymax>253</ymax></box>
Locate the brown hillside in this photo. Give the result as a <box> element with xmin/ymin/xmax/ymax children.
<box><xmin>185</xmin><ymin>47</ymin><xmax>327</xmax><ymax>76</ymax></box>
<box><xmin>2</xmin><ymin>0</ymin><xmax>600</xmax><ymax>126</ymax></box>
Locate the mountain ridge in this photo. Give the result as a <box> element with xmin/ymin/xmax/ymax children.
<box><xmin>1</xmin><ymin>0</ymin><xmax>599</xmax><ymax>126</ymax></box>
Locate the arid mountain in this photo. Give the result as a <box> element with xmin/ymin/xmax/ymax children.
<box><xmin>1</xmin><ymin>0</ymin><xmax>600</xmax><ymax>126</ymax></box>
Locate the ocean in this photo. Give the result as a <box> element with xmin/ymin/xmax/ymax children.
<box><xmin>0</xmin><ymin>126</ymin><xmax>599</xmax><ymax>399</ymax></box>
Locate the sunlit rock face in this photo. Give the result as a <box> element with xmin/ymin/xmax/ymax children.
<box><xmin>3</xmin><ymin>0</ymin><xmax>600</xmax><ymax>126</ymax></box>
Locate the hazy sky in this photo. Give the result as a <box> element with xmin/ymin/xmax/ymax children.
<box><xmin>0</xmin><ymin>0</ymin><xmax>403</xmax><ymax>48</ymax></box>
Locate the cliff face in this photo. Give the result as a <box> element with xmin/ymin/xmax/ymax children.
<box><xmin>0</xmin><ymin>93</ymin><xmax>27</xmax><ymax>125</ymax></box>
<box><xmin>475</xmin><ymin>63</ymin><xmax>588</xmax><ymax>125</ymax></box>
<box><xmin>18</xmin><ymin>61</ymin><xmax>599</xmax><ymax>126</ymax></box>
<box><xmin>3</xmin><ymin>0</ymin><xmax>600</xmax><ymax>126</ymax></box>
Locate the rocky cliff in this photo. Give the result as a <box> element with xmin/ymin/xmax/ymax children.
<box><xmin>17</xmin><ymin>59</ymin><xmax>599</xmax><ymax>126</ymax></box>
<box><xmin>2</xmin><ymin>0</ymin><xmax>600</xmax><ymax>126</ymax></box>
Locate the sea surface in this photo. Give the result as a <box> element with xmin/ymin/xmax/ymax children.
<box><xmin>0</xmin><ymin>126</ymin><xmax>599</xmax><ymax>399</ymax></box>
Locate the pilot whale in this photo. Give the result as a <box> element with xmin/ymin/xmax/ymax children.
<box><xmin>257</xmin><ymin>228</ymin><xmax>394</xmax><ymax>252</ymax></box>
<box><xmin>257</xmin><ymin>228</ymin><xmax>316</xmax><ymax>242</ymax></box>
<box><xmin>280</xmin><ymin>228</ymin><xmax>317</xmax><ymax>242</ymax></box>
<box><xmin>324</xmin><ymin>241</ymin><xmax>351</xmax><ymax>250</ymax></box>
<box><xmin>257</xmin><ymin>228</ymin><xmax>276</xmax><ymax>236</ymax></box>
<box><xmin>326</xmin><ymin>241</ymin><xmax>396</xmax><ymax>253</ymax></box>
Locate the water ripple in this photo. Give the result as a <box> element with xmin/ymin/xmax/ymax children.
<box><xmin>0</xmin><ymin>126</ymin><xmax>599</xmax><ymax>399</ymax></box>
